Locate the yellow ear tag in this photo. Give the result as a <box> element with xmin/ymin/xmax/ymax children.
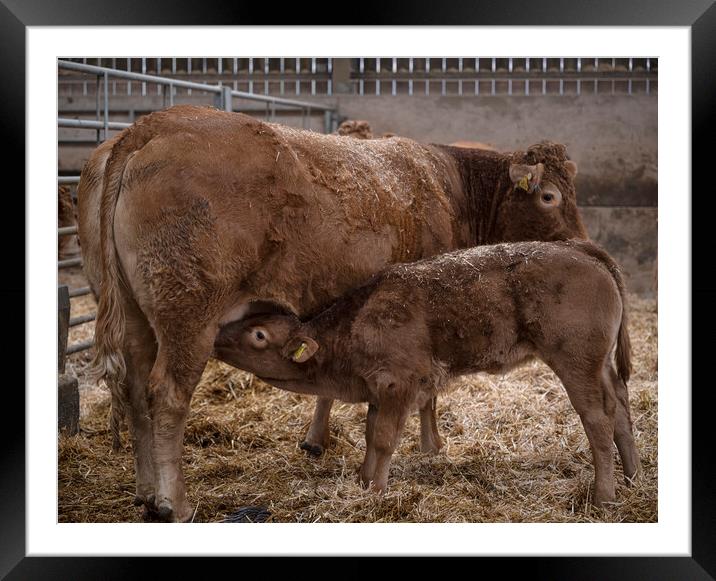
<box><xmin>292</xmin><ymin>342</ymin><xmax>308</xmax><ymax>361</ymax></box>
<box><xmin>517</xmin><ymin>173</ymin><xmax>532</xmax><ymax>191</ymax></box>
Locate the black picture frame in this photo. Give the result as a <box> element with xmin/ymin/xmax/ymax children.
<box><xmin>7</xmin><ymin>0</ymin><xmax>714</xmax><ymax>577</ymax></box>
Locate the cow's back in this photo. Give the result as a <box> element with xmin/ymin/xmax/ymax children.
<box><xmin>78</xmin><ymin>106</ymin><xmax>466</xmax><ymax>320</ymax></box>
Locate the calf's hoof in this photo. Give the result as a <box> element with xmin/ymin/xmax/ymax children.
<box><xmin>370</xmin><ymin>480</ymin><xmax>388</xmax><ymax>495</ymax></box>
<box><xmin>299</xmin><ymin>440</ymin><xmax>324</xmax><ymax>457</ymax></box>
<box><xmin>359</xmin><ymin>470</ymin><xmax>372</xmax><ymax>489</ymax></box>
<box><xmin>593</xmin><ymin>490</ymin><xmax>616</xmax><ymax>507</ymax></box>
<box><xmin>624</xmin><ymin>463</ymin><xmax>641</xmax><ymax>486</ymax></box>
<box><xmin>420</xmin><ymin>440</ymin><xmax>443</xmax><ymax>455</ymax></box>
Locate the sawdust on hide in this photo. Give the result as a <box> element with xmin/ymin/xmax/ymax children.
<box><xmin>269</xmin><ymin>124</ymin><xmax>458</xmax><ymax>260</ymax></box>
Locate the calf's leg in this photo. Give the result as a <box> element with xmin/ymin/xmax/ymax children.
<box><xmin>553</xmin><ymin>361</ymin><xmax>617</xmax><ymax>506</ymax></box>
<box><xmin>608</xmin><ymin>366</ymin><xmax>640</xmax><ymax>482</ymax></box>
<box><xmin>419</xmin><ymin>396</ymin><xmax>443</xmax><ymax>454</ymax></box>
<box><xmin>301</xmin><ymin>397</ymin><xmax>334</xmax><ymax>456</ymax></box>
<box><xmin>369</xmin><ymin>402</ymin><xmax>409</xmax><ymax>493</ymax></box>
<box><xmin>359</xmin><ymin>403</ymin><xmax>378</xmax><ymax>487</ymax></box>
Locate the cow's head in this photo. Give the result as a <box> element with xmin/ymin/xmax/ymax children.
<box><xmin>492</xmin><ymin>141</ymin><xmax>588</xmax><ymax>243</ymax></box>
<box><xmin>214</xmin><ymin>313</ymin><xmax>319</xmax><ymax>384</ymax></box>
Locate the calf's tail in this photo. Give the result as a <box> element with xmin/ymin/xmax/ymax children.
<box><xmin>571</xmin><ymin>240</ymin><xmax>632</xmax><ymax>383</ymax></box>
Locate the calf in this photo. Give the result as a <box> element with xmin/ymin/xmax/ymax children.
<box><xmin>58</xmin><ymin>185</ymin><xmax>80</xmax><ymax>259</ymax></box>
<box><xmin>214</xmin><ymin>240</ymin><xmax>640</xmax><ymax>506</ymax></box>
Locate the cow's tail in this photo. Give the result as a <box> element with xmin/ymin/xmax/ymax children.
<box><xmin>571</xmin><ymin>240</ymin><xmax>632</xmax><ymax>383</ymax></box>
<box><xmin>88</xmin><ymin>123</ymin><xmax>153</xmax><ymax>435</ymax></box>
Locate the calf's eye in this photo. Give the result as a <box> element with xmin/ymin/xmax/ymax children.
<box><xmin>254</xmin><ymin>330</ymin><xmax>266</xmax><ymax>341</ymax></box>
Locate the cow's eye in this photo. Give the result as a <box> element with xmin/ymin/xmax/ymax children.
<box><xmin>254</xmin><ymin>330</ymin><xmax>266</xmax><ymax>341</ymax></box>
<box><xmin>539</xmin><ymin>188</ymin><xmax>562</xmax><ymax>207</ymax></box>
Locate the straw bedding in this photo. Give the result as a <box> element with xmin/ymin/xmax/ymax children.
<box><xmin>58</xmin><ymin>266</ymin><xmax>657</xmax><ymax>523</ymax></box>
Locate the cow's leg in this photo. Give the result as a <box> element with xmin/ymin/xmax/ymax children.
<box><xmin>117</xmin><ymin>300</ymin><xmax>158</xmax><ymax>514</ymax></box>
<box><xmin>359</xmin><ymin>403</ymin><xmax>378</xmax><ymax>487</ymax></box>
<box><xmin>148</xmin><ymin>323</ymin><xmax>217</xmax><ymax>523</ymax></box>
<box><xmin>552</xmin><ymin>360</ymin><xmax>617</xmax><ymax>506</ymax></box>
<box><xmin>300</xmin><ymin>397</ymin><xmax>334</xmax><ymax>456</ymax></box>
<box><xmin>608</xmin><ymin>366</ymin><xmax>640</xmax><ymax>483</ymax></box>
<box><xmin>419</xmin><ymin>396</ymin><xmax>443</xmax><ymax>454</ymax></box>
<box><xmin>369</xmin><ymin>401</ymin><xmax>409</xmax><ymax>493</ymax></box>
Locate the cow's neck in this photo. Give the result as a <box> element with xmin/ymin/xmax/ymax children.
<box><xmin>440</xmin><ymin>146</ymin><xmax>510</xmax><ymax>247</ymax></box>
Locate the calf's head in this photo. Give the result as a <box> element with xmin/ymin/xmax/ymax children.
<box><xmin>214</xmin><ymin>314</ymin><xmax>320</xmax><ymax>382</ymax></box>
<box><xmin>493</xmin><ymin>141</ymin><xmax>588</xmax><ymax>243</ymax></box>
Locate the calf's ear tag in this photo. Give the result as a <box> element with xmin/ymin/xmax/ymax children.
<box><xmin>292</xmin><ymin>342</ymin><xmax>308</xmax><ymax>362</ymax></box>
<box><xmin>517</xmin><ymin>173</ymin><xmax>531</xmax><ymax>191</ymax></box>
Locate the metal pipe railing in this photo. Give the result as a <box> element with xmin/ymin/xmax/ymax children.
<box><xmin>69</xmin><ymin>286</ymin><xmax>92</xmax><ymax>298</ymax></box>
<box><xmin>58</xmin><ymin>118</ymin><xmax>131</xmax><ymax>130</ymax></box>
<box><xmin>58</xmin><ymin>60</ymin><xmax>336</xmax><ymax>112</ymax></box>
<box><xmin>59</xmin><ymin>257</ymin><xmax>82</xmax><ymax>269</ymax></box>
<box><xmin>70</xmin><ymin>313</ymin><xmax>96</xmax><ymax>327</ymax></box>
<box><xmin>58</xmin><ymin>225</ymin><xmax>78</xmax><ymax>237</ymax></box>
<box><xmin>66</xmin><ymin>339</ymin><xmax>94</xmax><ymax>355</ymax></box>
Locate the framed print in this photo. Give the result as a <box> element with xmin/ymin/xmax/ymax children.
<box><xmin>7</xmin><ymin>0</ymin><xmax>714</xmax><ymax>577</ymax></box>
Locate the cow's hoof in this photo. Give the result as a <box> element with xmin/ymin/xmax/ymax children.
<box><xmin>134</xmin><ymin>492</ymin><xmax>154</xmax><ymax>505</ymax></box>
<box><xmin>142</xmin><ymin>504</ymin><xmax>160</xmax><ymax>521</ymax></box>
<box><xmin>156</xmin><ymin>500</ymin><xmax>193</xmax><ymax>522</ymax></box>
<box><xmin>300</xmin><ymin>440</ymin><xmax>324</xmax><ymax>457</ymax></box>
<box><xmin>157</xmin><ymin>502</ymin><xmax>174</xmax><ymax>522</ymax></box>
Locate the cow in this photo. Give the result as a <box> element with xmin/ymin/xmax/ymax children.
<box><xmin>77</xmin><ymin>105</ymin><xmax>587</xmax><ymax>521</ymax></box>
<box><xmin>449</xmin><ymin>140</ymin><xmax>497</xmax><ymax>151</ymax></box>
<box><xmin>337</xmin><ymin>119</ymin><xmax>373</xmax><ymax>139</ymax></box>
<box><xmin>214</xmin><ymin>239</ymin><xmax>640</xmax><ymax>506</ymax></box>
<box><xmin>58</xmin><ymin>185</ymin><xmax>80</xmax><ymax>259</ymax></box>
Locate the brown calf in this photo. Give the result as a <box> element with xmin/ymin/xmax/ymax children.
<box><xmin>214</xmin><ymin>240</ymin><xmax>639</xmax><ymax>506</ymax></box>
<box><xmin>58</xmin><ymin>185</ymin><xmax>80</xmax><ymax>259</ymax></box>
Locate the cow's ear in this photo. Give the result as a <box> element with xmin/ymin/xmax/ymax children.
<box><xmin>282</xmin><ymin>336</ymin><xmax>319</xmax><ymax>363</ymax></box>
<box><xmin>564</xmin><ymin>160</ymin><xmax>578</xmax><ymax>178</ymax></box>
<box><xmin>509</xmin><ymin>163</ymin><xmax>544</xmax><ymax>192</ymax></box>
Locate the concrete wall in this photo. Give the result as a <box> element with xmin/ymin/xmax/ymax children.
<box><xmin>58</xmin><ymin>93</ymin><xmax>657</xmax><ymax>296</ymax></box>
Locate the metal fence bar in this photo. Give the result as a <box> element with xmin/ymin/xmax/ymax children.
<box><xmin>66</xmin><ymin>339</ymin><xmax>94</xmax><ymax>355</ymax></box>
<box><xmin>58</xmin><ymin>226</ymin><xmax>77</xmax><ymax>237</ymax></box>
<box><xmin>103</xmin><ymin>72</ymin><xmax>109</xmax><ymax>141</ymax></box>
<box><xmin>59</xmin><ymin>60</ymin><xmax>335</xmax><ymax>112</ymax></box>
<box><xmin>141</xmin><ymin>57</ymin><xmax>147</xmax><ymax>96</ymax></box>
<box><xmin>95</xmin><ymin>74</ymin><xmax>101</xmax><ymax>143</ymax></box>
<box><xmin>58</xmin><ymin>176</ymin><xmax>81</xmax><ymax>184</ymax></box>
<box><xmin>69</xmin><ymin>286</ymin><xmax>92</xmax><ymax>298</ymax></box>
<box><xmin>58</xmin><ymin>118</ymin><xmax>131</xmax><ymax>131</ymax></box>
<box><xmin>59</xmin><ymin>257</ymin><xmax>83</xmax><ymax>269</ymax></box>
<box><xmin>70</xmin><ymin>313</ymin><xmax>96</xmax><ymax>327</ymax></box>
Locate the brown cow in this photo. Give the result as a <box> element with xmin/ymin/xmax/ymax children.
<box><xmin>449</xmin><ymin>140</ymin><xmax>497</xmax><ymax>151</ymax></box>
<box><xmin>337</xmin><ymin>119</ymin><xmax>374</xmax><ymax>139</ymax></box>
<box><xmin>77</xmin><ymin>105</ymin><xmax>587</xmax><ymax>521</ymax></box>
<box><xmin>58</xmin><ymin>185</ymin><xmax>80</xmax><ymax>259</ymax></box>
<box><xmin>214</xmin><ymin>240</ymin><xmax>639</xmax><ymax>506</ymax></box>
